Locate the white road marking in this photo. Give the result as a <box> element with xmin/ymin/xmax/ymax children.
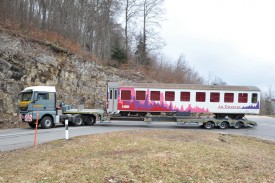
<box><xmin>259</xmin><ymin>124</ymin><xmax>275</xmax><ymax>126</ymax></box>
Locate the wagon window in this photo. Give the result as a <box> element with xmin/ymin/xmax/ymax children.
<box><xmin>150</xmin><ymin>91</ymin><xmax>160</xmax><ymax>101</ymax></box>
<box><xmin>136</xmin><ymin>91</ymin><xmax>146</xmax><ymax>100</ymax></box>
<box><xmin>121</xmin><ymin>90</ymin><xmax>131</xmax><ymax>100</ymax></box>
<box><xmin>210</xmin><ymin>92</ymin><xmax>220</xmax><ymax>102</ymax></box>
<box><xmin>109</xmin><ymin>90</ymin><xmax>113</xmax><ymax>99</ymax></box>
<box><xmin>238</xmin><ymin>93</ymin><xmax>248</xmax><ymax>103</ymax></box>
<box><xmin>224</xmin><ymin>93</ymin><xmax>234</xmax><ymax>103</ymax></box>
<box><xmin>114</xmin><ymin>90</ymin><xmax>118</xmax><ymax>99</ymax></box>
<box><xmin>196</xmin><ymin>92</ymin><xmax>205</xmax><ymax>102</ymax></box>
<box><xmin>252</xmin><ymin>93</ymin><xmax>258</xmax><ymax>103</ymax></box>
<box><xmin>165</xmin><ymin>91</ymin><xmax>175</xmax><ymax>101</ymax></box>
<box><xmin>180</xmin><ymin>92</ymin><xmax>190</xmax><ymax>101</ymax></box>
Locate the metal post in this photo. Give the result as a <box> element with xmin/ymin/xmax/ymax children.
<box><xmin>65</xmin><ymin>119</ymin><xmax>69</xmax><ymax>140</ymax></box>
<box><xmin>34</xmin><ymin>110</ymin><xmax>39</xmax><ymax>146</ymax></box>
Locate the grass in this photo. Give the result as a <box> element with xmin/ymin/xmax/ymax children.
<box><xmin>0</xmin><ymin>130</ymin><xmax>275</xmax><ymax>182</ymax></box>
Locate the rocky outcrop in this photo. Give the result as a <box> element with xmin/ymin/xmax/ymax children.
<box><xmin>0</xmin><ymin>29</ymin><xmax>150</xmax><ymax>118</ymax></box>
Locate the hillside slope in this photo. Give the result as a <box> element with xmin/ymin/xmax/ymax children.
<box><xmin>0</xmin><ymin>28</ymin><xmax>150</xmax><ymax>125</ymax></box>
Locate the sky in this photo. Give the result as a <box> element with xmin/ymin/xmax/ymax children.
<box><xmin>161</xmin><ymin>0</ymin><xmax>275</xmax><ymax>93</ymax></box>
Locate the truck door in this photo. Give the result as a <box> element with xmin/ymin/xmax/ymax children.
<box><xmin>33</xmin><ymin>92</ymin><xmax>56</xmax><ymax>118</ymax></box>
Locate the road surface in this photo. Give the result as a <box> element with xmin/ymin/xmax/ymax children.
<box><xmin>0</xmin><ymin>115</ymin><xmax>274</xmax><ymax>152</ymax></box>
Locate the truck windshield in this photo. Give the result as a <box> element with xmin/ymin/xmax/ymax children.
<box><xmin>21</xmin><ymin>92</ymin><xmax>33</xmax><ymax>101</ymax></box>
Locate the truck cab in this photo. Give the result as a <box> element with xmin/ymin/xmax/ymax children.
<box><xmin>19</xmin><ymin>86</ymin><xmax>57</xmax><ymax>128</ymax></box>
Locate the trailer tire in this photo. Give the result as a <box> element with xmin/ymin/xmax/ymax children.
<box><xmin>40</xmin><ymin>116</ymin><xmax>53</xmax><ymax>129</ymax></box>
<box><xmin>73</xmin><ymin>115</ymin><xmax>83</xmax><ymax>126</ymax></box>
<box><xmin>233</xmin><ymin>121</ymin><xmax>243</xmax><ymax>129</ymax></box>
<box><xmin>204</xmin><ymin>121</ymin><xmax>213</xmax><ymax>129</ymax></box>
<box><xmin>219</xmin><ymin>121</ymin><xmax>228</xmax><ymax>129</ymax></box>
<box><xmin>84</xmin><ymin>115</ymin><xmax>96</xmax><ymax>126</ymax></box>
<box><xmin>28</xmin><ymin>122</ymin><xmax>36</xmax><ymax>128</ymax></box>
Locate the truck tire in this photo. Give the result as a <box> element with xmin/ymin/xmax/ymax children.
<box><xmin>73</xmin><ymin>115</ymin><xmax>83</xmax><ymax>126</ymax></box>
<box><xmin>233</xmin><ymin>121</ymin><xmax>242</xmax><ymax>129</ymax></box>
<box><xmin>219</xmin><ymin>121</ymin><xmax>228</xmax><ymax>129</ymax></box>
<box><xmin>204</xmin><ymin>121</ymin><xmax>213</xmax><ymax>129</ymax></box>
<box><xmin>84</xmin><ymin>115</ymin><xmax>96</xmax><ymax>126</ymax></box>
<box><xmin>40</xmin><ymin>116</ymin><xmax>53</xmax><ymax>129</ymax></box>
<box><xmin>28</xmin><ymin>122</ymin><xmax>36</xmax><ymax>128</ymax></box>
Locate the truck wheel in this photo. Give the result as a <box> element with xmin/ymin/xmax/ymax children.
<box><xmin>204</xmin><ymin>122</ymin><xmax>213</xmax><ymax>129</ymax></box>
<box><xmin>233</xmin><ymin>122</ymin><xmax>242</xmax><ymax>129</ymax></box>
<box><xmin>28</xmin><ymin>122</ymin><xmax>36</xmax><ymax>128</ymax></box>
<box><xmin>73</xmin><ymin>115</ymin><xmax>83</xmax><ymax>126</ymax></box>
<box><xmin>84</xmin><ymin>115</ymin><xmax>96</xmax><ymax>126</ymax></box>
<box><xmin>219</xmin><ymin>121</ymin><xmax>228</xmax><ymax>129</ymax></box>
<box><xmin>40</xmin><ymin>116</ymin><xmax>53</xmax><ymax>129</ymax></box>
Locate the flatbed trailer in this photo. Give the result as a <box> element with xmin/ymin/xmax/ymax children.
<box><xmin>60</xmin><ymin>107</ymin><xmax>105</xmax><ymax>126</ymax></box>
<box><xmin>143</xmin><ymin>115</ymin><xmax>257</xmax><ymax>129</ymax></box>
<box><xmin>106</xmin><ymin>114</ymin><xmax>257</xmax><ymax>129</ymax></box>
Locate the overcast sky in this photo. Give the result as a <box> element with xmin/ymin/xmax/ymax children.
<box><xmin>161</xmin><ymin>0</ymin><xmax>275</xmax><ymax>92</ymax></box>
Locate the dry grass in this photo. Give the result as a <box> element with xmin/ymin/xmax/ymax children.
<box><xmin>1</xmin><ymin>21</ymin><xmax>82</xmax><ymax>55</ymax></box>
<box><xmin>30</xmin><ymin>29</ymin><xmax>82</xmax><ymax>54</ymax></box>
<box><xmin>0</xmin><ymin>130</ymin><xmax>275</xmax><ymax>183</ymax></box>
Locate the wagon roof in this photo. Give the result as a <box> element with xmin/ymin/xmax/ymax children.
<box><xmin>115</xmin><ymin>82</ymin><xmax>260</xmax><ymax>91</ymax></box>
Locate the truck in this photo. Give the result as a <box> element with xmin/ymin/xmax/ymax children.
<box><xmin>18</xmin><ymin>84</ymin><xmax>258</xmax><ymax>129</ymax></box>
<box><xmin>18</xmin><ymin>86</ymin><xmax>105</xmax><ymax>129</ymax></box>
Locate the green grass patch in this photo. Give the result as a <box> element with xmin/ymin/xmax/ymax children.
<box><xmin>0</xmin><ymin>130</ymin><xmax>275</xmax><ymax>182</ymax></box>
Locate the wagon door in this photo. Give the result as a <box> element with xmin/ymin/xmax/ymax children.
<box><xmin>107</xmin><ymin>82</ymin><xmax>119</xmax><ymax>114</ymax></box>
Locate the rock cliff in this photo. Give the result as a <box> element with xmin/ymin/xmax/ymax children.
<box><xmin>0</xmin><ymin>28</ymin><xmax>150</xmax><ymax>125</ymax></box>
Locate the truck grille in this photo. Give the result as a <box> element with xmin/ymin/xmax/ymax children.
<box><xmin>20</xmin><ymin>107</ymin><xmax>28</xmax><ymax>111</ymax></box>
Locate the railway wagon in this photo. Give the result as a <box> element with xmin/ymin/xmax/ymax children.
<box><xmin>107</xmin><ymin>82</ymin><xmax>260</xmax><ymax>119</ymax></box>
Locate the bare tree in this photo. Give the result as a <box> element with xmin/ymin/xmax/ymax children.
<box><xmin>206</xmin><ymin>72</ymin><xmax>227</xmax><ymax>85</ymax></box>
<box><xmin>260</xmin><ymin>85</ymin><xmax>274</xmax><ymax>115</ymax></box>
<box><xmin>124</xmin><ymin>0</ymin><xmax>141</xmax><ymax>59</ymax></box>
<box><xmin>0</xmin><ymin>0</ymin><xmax>123</xmax><ymax>59</ymax></box>
<box><xmin>138</xmin><ymin>0</ymin><xmax>165</xmax><ymax>65</ymax></box>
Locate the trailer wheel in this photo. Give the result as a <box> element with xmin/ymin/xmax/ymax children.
<box><xmin>204</xmin><ymin>122</ymin><xmax>213</xmax><ymax>129</ymax></box>
<box><xmin>219</xmin><ymin>121</ymin><xmax>228</xmax><ymax>129</ymax></box>
<box><xmin>28</xmin><ymin>122</ymin><xmax>36</xmax><ymax>128</ymax></box>
<box><xmin>84</xmin><ymin>115</ymin><xmax>96</xmax><ymax>126</ymax></box>
<box><xmin>40</xmin><ymin>116</ymin><xmax>53</xmax><ymax>129</ymax></box>
<box><xmin>73</xmin><ymin>115</ymin><xmax>83</xmax><ymax>126</ymax></box>
<box><xmin>233</xmin><ymin>122</ymin><xmax>243</xmax><ymax>129</ymax></box>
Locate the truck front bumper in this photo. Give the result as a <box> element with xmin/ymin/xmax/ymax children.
<box><xmin>19</xmin><ymin>113</ymin><xmax>33</xmax><ymax>122</ymax></box>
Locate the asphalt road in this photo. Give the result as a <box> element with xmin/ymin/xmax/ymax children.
<box><xmin>0</xmin><ymin>115</ymin><xmax>274</xmax><ymax>152</ymax></box>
